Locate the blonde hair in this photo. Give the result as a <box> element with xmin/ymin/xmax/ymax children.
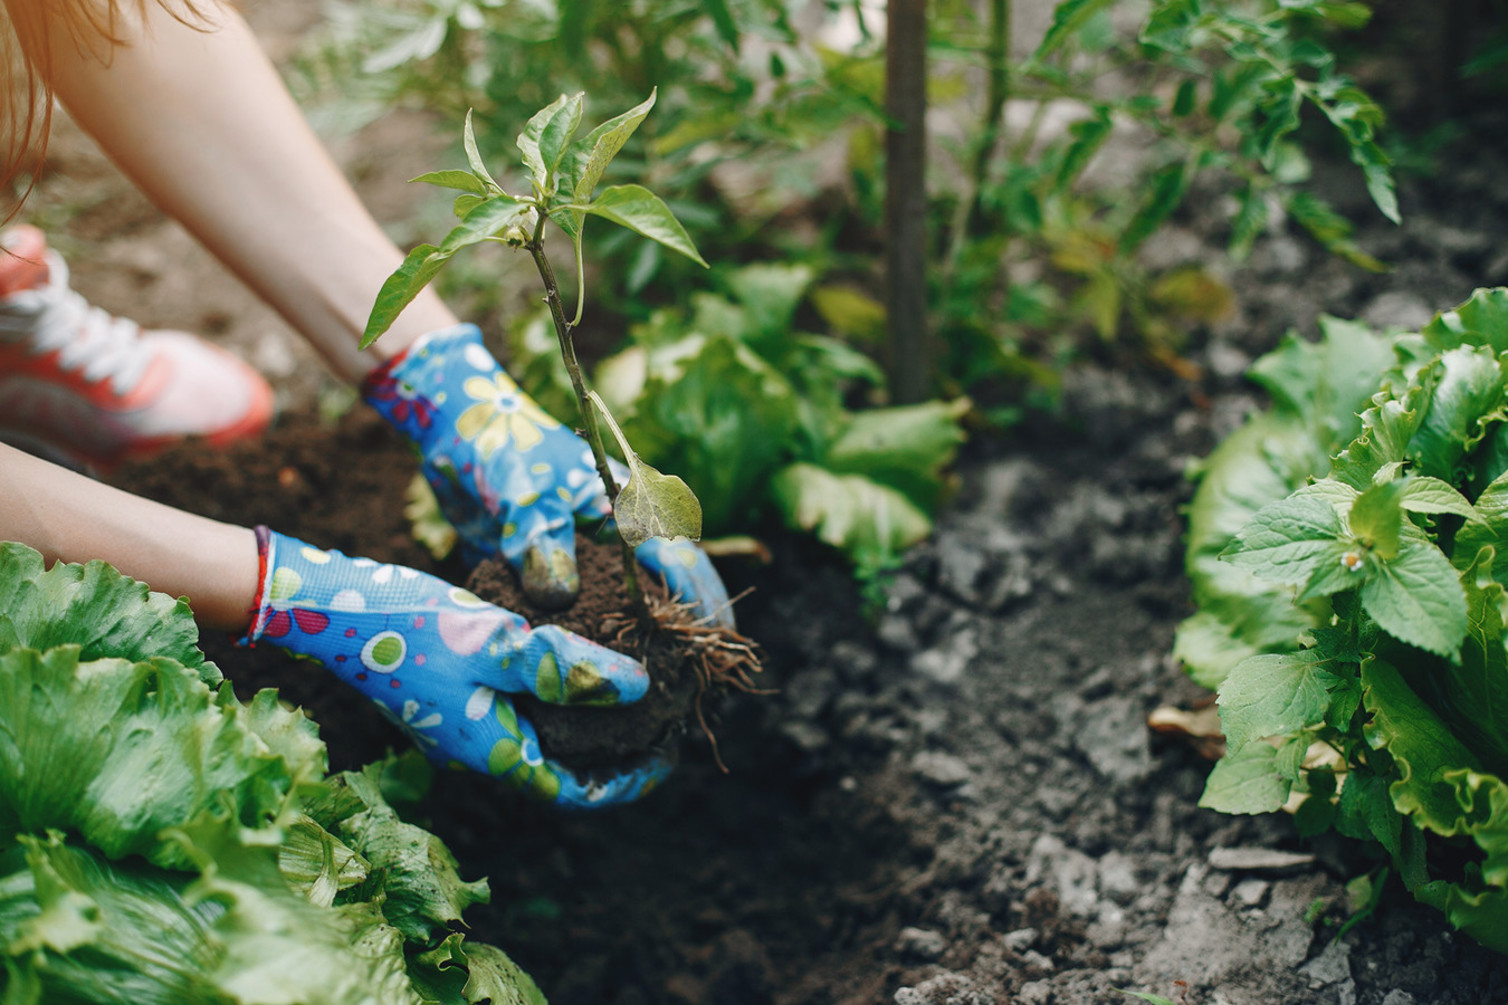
<box><xmin>3</xmin><ymin>1</ymin><xmax>220</xmax><ymax>215</ymax></box>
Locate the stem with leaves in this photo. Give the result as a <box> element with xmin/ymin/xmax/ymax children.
<box><xmin>522</xmin><ymin>209</ymin><xmax>646</xmax><ymax>621</ymax></box>
<box><xmin>361</xmin><ymin>91</ymin><xmax>709</xmax><ymax>625</ymax></box>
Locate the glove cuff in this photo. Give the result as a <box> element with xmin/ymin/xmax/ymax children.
<box><xmin>241</xmin><ymin>524</ymin><xmax>279</xmax><ymax>645</ymax></box>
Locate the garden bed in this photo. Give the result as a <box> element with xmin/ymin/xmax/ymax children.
<box><xmin>113</xmin><ymin>177</ymin><xmax>1508</xmax><ymax>998</ymax></box>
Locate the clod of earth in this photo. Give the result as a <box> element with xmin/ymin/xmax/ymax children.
<box><xmin>466</xmin><ymin>535</ymin><xmax>764</xmax><ymax>770</ymax></box>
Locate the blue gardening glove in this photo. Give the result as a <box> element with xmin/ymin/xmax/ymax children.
<box><xmin>240</xmin><ymin>527</ymin><xmax>669</xmax><ymax>808</ymax></box>
<box><xmin>363</xmin><ymin>323</ymin><xmax>732</xmax><ymax>626</ymax></box>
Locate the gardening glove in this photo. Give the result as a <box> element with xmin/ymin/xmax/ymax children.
<box><xmin>363</xmin><ymin>323</ymin><xmax>733</xmax><ymax>626</ymax></box>
<box><xmin>240</xmin><ymin>526</ymin><xmax>669</xmax><ymax>809</ymax></box>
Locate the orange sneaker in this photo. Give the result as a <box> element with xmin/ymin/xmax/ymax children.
<box><xmin>0</xmin><ymin>225</ymin><xmax>274</xmax><ymax>469</ymax></box>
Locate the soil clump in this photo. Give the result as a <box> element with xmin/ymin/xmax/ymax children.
<box><xmin>466</xmin><ymin>539</ymin><xmax>702</xmax><ymax>769</ymax></box>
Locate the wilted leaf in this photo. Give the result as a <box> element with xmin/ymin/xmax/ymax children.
<box><xmin>589</xmin><ymin>391</ymin><xmax>703</xmax><ymax>547</ymax></box>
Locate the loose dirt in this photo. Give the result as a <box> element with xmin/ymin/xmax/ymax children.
<box><xmin>467</xmin><ymin>540</ymin><xmax>704</xmax><ymax>769</ymax></box>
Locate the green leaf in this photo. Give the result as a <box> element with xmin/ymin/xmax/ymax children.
<box><xmin>1217</xmin><ymin>649</ymin><xmax>1336</xmax><ymax>754</ymax></box>
<box><xmin>1400</xmin><ymin>476</ymin><xmax>1477</xmax><ymax>522</ymax></box>
<box><xmin>361</xmin><ymin>196</ymin><xmax>530</xmax><ymax>347</ymax></box>
<box><xmin>462</xmin><ymin>108</ymin><xmax>500</xmax><ymax>191</ymax></box>
<box><xmin>618</xmin><ymin>333</ymin><xmax>799</xmax><ymax>534</ymax></box>
<box><xmin>1336</xmin><ymin>768</ymin><xmax>1404</xmax><ymax>857</ymax></box>
<box><xmin>1359</xmin><ymin>522</ymin><xmax>1468</xmax><ymax>657</ymax></box>
<box><xmin>700</xmin><ymin>0</ymin><xmax>740</xmax><ymax>51</ymax></box>
<box><xmin>772</xmin><ymin>462</ymin><xmax>932</xmax><ymax>570</ymax></box>
<box><xmin>1035</xmin><ymin>0</ymin><xmax>1118</xmax><ymax>58</ymax></box>
<box><xmin>585</xmin><ymin>184</ymin><xmax>708</xmax><ymax>267</ymax></box>
<box><xmin>1199</xmin><ymin>742</ymin><xmax>1293</xmax><ymax>815</ymax></box>
<box><xmin>1408</xmin><ymin>345</ymin><xmax>1506</xmax><ymax>482</ymax></box>
<box><xmin>589</xmin><ymin>391</ymin><xmax>703</xmax><ymax>548</ymax></box>
<box><xmin>821</xmin><ymin>398</ymin><xmax>970</xmax><ymax>507</ymax></box>
<box><xmin>1287</xmin><ymin>191</ymin><xmax>1388</xmax><ymax>272</ymax></box>
<box><xmin>1331</xmin><ymin>384</ymin><xmax>1428</xmax><ymax>491</ymax></box>
<box><xmin>1247</xmin><ymin>315</ymin><xmax>1393</xmax><ymax>447</ymax></box>
<box><xmin>1423</xmin><ymin>287</ymin><xmax>1508</xmax><ymax>356</ymax></box>
<box><xmin>560</xmin><ymin>90</ymin><xmax>658</xmax><ymax>218</ymax></box>
<box><xmin>1348</xmin><ymin>478</ymin><xmax>1405</xmax><ymax>559</ymax></box>
<box><xmin>1118</xmin><ymin>159</ymin><xmax>1189</xmax><ymax>254</ymax></box>
<box><xmin>1220</xmin><ymin>493</ymin><xmax>1351</xmax><ymax>593</ymax></box>
<box><xmin>410</xmin><ymin>170</ymin><xmax>488</xmax><ymax>197</ymax></box>
<box><xmin>0</xmin><ymin>648</ymin><xmax>309</xmax><ymax>868</ymax></box>
<box><xmin>1429</xmin><ymin>549</ymin><xmax>1508</xmax><ymax>774</ymax></box>
<box><xmin>1361</xmin><ymin>659</ymin><xmax>1479</xmax><ymax>835</ymax></box>
<box><xmin>0</xmin><ymin>541</ymin><xmax>219</xmax><ymax>686</ymax></box>
<box><xmin>517</xmin><ymin>92</ymin><xmax>584</xmax><ymax>191</ymax></box>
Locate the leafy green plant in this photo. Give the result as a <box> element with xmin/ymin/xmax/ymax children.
<box><xmin>1180</xmin><ymin>288</ymin><xmax>1508</xmax><ymax>952</ymax></box>
<box><xmin>361</xmin><ymin>91</ymin><xmax>707</xmax><ymax>614</ymax></box>
<box><xmin>0</xmin><ymin>541</ymin><xmax>540</xmax><ymax>1004</ymax></box>
<box><xmin>508</xmin><ymin>260</ymin><xmax>969</xmax><ymax>580</ymax></box>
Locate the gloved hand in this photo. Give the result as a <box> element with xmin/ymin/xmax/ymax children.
<box><xmin>240</xmin><ymin>527</ymin><xmax>668</xmax><ymax>808</ymax></box>
<box><xmin>363</xmin><ymin>324</ymin><xmax>732</xmax><ymax>626</ymax></box>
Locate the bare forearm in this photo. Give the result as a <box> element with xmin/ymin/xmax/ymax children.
<box><xmin>17</xmin><ymin>0</ymin><xmax>458</xmax><ymax>380</ymax></box>
<box><xmin>0</xmin><ymin>444</ymin><xmax>259</xmax><ymax>631</ymax></box>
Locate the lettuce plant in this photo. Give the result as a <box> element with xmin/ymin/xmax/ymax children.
<box><xmin>1180</xmin><ymin>289</ymin><xmax>1508</xmax><ymax>951</ymax></box>
<box><xmin>0</xmin><ymin>541</ymin><xmax>542</xmax><ymax>1004</ymax></box>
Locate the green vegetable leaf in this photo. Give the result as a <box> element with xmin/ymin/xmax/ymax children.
<box><xmin>1431</xmin><ymin>548</ymin><xmax>1508</xmax><ymax>774</ymax></box>
<box><xmin>1423</xmin><ymin>287</ymin><xmax>1508</xmax><ymax>356</ymax></box>
<box><xmin>517</xmin><ymin>92</ymin><xmax>584</xmax><ymax>191</ymax></box>
<box><xmin>1358</xmin><ymin>522</ymin><xmax>1467</xmax><ymax>658</ymax></box>
<box><xmin>821</xmin><ymin>398</ymin><xmax>970</xmax><ymax>507</ymax></box>
<box><xmin>1361</xmin><ymin>660</ymin><xmax>1479</xmax><ymax>835</ymax></box>
<box><xmin>1457</xmin><ymin>470</ymin><xmax>1508</xmax><ymax>581</ymax></box>
<box><xmin>1408</xmin><ymin>345</ymin><xmax>1506</xmax><ymax>482</ymax></box>
<box><xmin>1247</xmin><ymin>316</ymin><xmax>1393</xmax><ymax>449</ymax></box>
<box><xmin>1035</xmin><ymin>0</ymin><xmax>1117</xmax><ymax>58</ymax></box>
<box><xmin>1400</xmin><ymin>476</ymin><xmax>1477</xmax><ymax>522</ymax></box>
<box><xmin>1217</xmin><ymin>650</ymin><xmax>1336</xmax><ymax>755</ymax></box>
<box><xmin>585</xmin><ymin>184</ymin><xmax>708</xmax><ymax>267</ymax></box>
<box><xmin>0</xmin><ymin>541</ymin><xmax>218</xmax><ymax>686</ymax></box>
<box><xmin>589</xmin><ymin>390</ymin><xmax>703</xmax><ymax>548</ymax></box>
<box><xmin>1199</xmin><ymin>742</ymin><xmax>1292</xmax><ymax>815</ymax></box>
<box><xmin>1332</xmin><ymin>384</ymin><xmax>1428</xmax><ymax>491</ymax></box>
<box><xmin>410</xmin><ymin>170</ymin><xmax>489</xmax><ymax>197</ymax></box>
<box><xmin>0</xmin><ymin>648</ymin><xmax>306</xmax><ymax>868</ymax></box>
<box><xmin>772</xmin><ymin>462</ymin><xmax>932</xmax><ymax>571</ymax></box>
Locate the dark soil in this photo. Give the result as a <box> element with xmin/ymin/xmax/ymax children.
<box><xmin>466</xmin><ymin>542</ymin><xmax>703</xmax><ymax>769</ymax></box>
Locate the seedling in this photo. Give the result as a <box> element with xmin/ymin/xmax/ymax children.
<box><xmin>360</xmin><ymin>90</ymin><xmax>707</xmax><ymax>617</ymax></box>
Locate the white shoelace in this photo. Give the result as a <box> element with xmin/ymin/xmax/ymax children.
<box><xmin>0</xmin><ymin>251</ymin><xmax>153</xmax><ymax>394</ymax></box>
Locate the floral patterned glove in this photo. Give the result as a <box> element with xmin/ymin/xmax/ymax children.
<box><xmin>363</xmin><ymin>324</ymin><xmax>732</xmax><ymax>626</ymax></box>
<box><xmin>240</xmin><ymin>527</ymin><xmax>668</xmax><ymax>808</ymax></box>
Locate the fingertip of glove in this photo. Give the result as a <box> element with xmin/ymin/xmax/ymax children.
<box><xmin>520</xmin><ymin>545</ymin><xmax>580</xmax><ymax>610</ymax></box>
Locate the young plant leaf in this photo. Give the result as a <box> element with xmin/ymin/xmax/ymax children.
<box><xmin>361</xmin><ymin>196</ymin><xmax>530</xmax><ymax>347</ymax></box>
<box><xmin>410</xmin><ymin>170</ymin><xmax>489</xmax><ymax>196</ymax></box>
<box><xmin>585</xmin><ymin>185</ymin><xmax>708</xmax><ymax>267</ymax></box>
<box><xmin>463</xmin><ymin>108</ymin><xmax>501</xmax><ymax>192</ymax></box>
<box><xmin>1217</xmin><ymin>650</ymin><xmax>1335</xmax><ymax>755</ymax></box>
<box><xmin>588</xmin><ymin>390</ymin><xmax>702</xmax><ymax>547</ymax></box>
<box><xmin>518</xmin><ymin>92</ymin><xmax>585</xmax><ymax>191</ymax></box>
<box><xmin>560</xmin><ymin>90</ymin><xmax>658</xmax><ymax>217</ymax></box>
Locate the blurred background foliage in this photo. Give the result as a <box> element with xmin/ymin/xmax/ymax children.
<box><xmin>296</xmin><ymin>0</ymin><xmax>1428</xmax><ymax>577</ymax></box>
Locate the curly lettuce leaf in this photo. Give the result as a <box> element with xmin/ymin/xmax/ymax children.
<box><xmin>0</xmin><ymin>541</ymin><xmax>219</xmax><ymax>687</ymax></box>
<box><xmin>772</xmin><ymin>462</ymin><xmax>932</xmax><ymax>574</ymax></box>
<box><xmin>0</xmin><ymin>647</ymin><xmax>313</xmax><ymax>869</ymax></box>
